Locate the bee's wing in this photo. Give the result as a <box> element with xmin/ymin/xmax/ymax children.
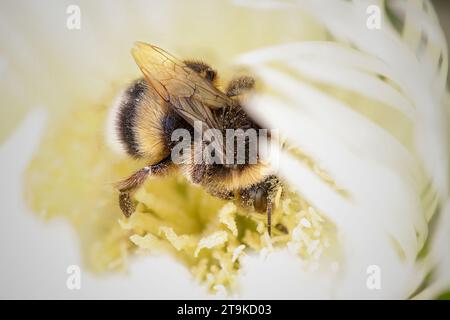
<box><xmin>173</xmin><ymin>96</ymin><xmax>221</xmax><ymax>129</ymax></box>
<box><xmin>131</xmin><ymin>42</ymin><xmax>231</xmax><ymax>130</ymax></box>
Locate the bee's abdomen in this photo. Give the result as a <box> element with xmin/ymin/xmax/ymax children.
<box><xmin>116</xmin><ymin>79</ymin><xmax>146</xmax><ymax>157</ymax></box>
<box><xmin>107</xmin><ymin>78</ymin><xmax>170</xmax><ymax>164</ymax></box>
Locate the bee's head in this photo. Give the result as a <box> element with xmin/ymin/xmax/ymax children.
<box><xmin>184</xmin><ymin>60</ymin><xmax>217</xmax><ymax>83</ymax></box>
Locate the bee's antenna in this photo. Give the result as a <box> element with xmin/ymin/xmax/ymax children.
<box><xmin>267</xmin><ymin>203</ymin><xmax>272</xmax><ymax>236</ymax></box>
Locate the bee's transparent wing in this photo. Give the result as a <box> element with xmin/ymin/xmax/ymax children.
<box><xmin>131</xmin><ymin>42</ymin><xmax>231</xmax><ymax>130</ymax></box>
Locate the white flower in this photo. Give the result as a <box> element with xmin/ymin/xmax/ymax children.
<box><xmin>234</xmin><ymin>0</ymin><xmax>449</xmax><ymax>299</ymax></box>
<box><xmin>0</xmin><ymin>0</ymin><xmax>448</xmax><ymax>299</ymax></box>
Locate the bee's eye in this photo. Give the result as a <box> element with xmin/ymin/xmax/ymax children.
<box><xmin>254</xmin><ymin>187</ymin><xmax>268</xmax><ymax>212</ymax></box>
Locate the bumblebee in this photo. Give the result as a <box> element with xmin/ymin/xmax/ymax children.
<box><xmin>108</xmin><ymin>42</ymin><xmax>282</xmax><ymax>235</ymax></box>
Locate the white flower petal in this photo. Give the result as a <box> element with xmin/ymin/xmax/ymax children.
<box><xmin>236</xmin><ymin>0</ymin><xmax>449</xmax><ymax>299</ymax></box>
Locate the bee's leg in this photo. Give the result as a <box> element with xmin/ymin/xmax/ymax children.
<box><xmin>264</xmin><ymin>176</ymin><xmax>283</xmax><ymax>236</ymax></box>
<box><xmin>205</xmin><ymin>187</ymin><xmax>235</xmax><ymax>200</ymax></box>
<box><xmin>226</xmin><ymin>76</ymin><xmax>255</xmax><ymax>97</ymax></box>
<box><xmin>267</xmin><ymin>202</ymin><xmax>272</xmax><ymax>236</ymax></box>
<box><xmin>239</xmin><ymin>175</ymin><xmax>282</xmax><ymax>236</ymax></box>
<box><xmin>114</xmin><ymin>157</ymin><xmax>173</xmax><ymax>217</ymax></box>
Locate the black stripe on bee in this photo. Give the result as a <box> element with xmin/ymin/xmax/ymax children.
<box><xmin>116</xmin><ymin>78</ymin><xmax>148</xmax><ymax>158</ymax></box>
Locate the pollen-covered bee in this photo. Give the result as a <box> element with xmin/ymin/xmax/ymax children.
<box><xmin>108</xmin><ymin>42</ymin><xmax>283</xmax><ymax>235</ymax></box>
